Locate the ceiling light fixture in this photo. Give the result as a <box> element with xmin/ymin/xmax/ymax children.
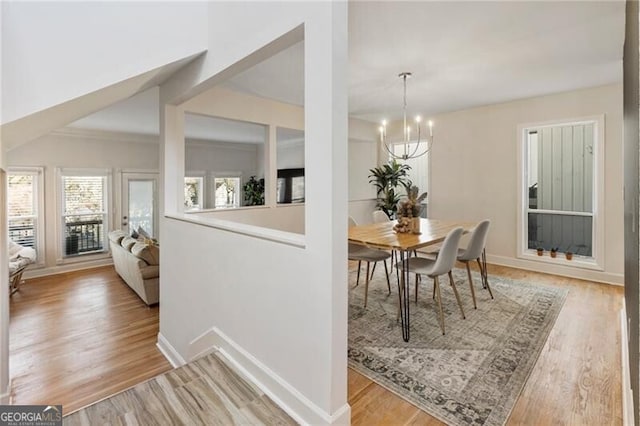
<box><xmin>379</xmin><ymin>72</ymin><xmax>433</xmax><ymax>160</ymax></box>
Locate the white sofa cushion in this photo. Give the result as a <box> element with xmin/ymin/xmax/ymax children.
<box><xmin>140</xmin><ymin>264</ymin><xmax>159</xmax><ymax>280</ymax></box>
<box><xmin>108</xmin><ymin>230</ymin><xmax>127</xmax><ymax>245</ymax></box>
<box><xmin>131</xmin><ymin>242</ymin><xmax>159</xmax><ymax>266</ymax></box>
<box><xmin>121</xmin><ymin>236</ymin><xmax>137</xmax><ymax>250</ymax></box>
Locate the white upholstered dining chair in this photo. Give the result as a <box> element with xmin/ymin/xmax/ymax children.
<box><xmin>398</xmin><ymin>227</ymin><xmax>465</xmax><ymax>335</ymax></box>
<box><xmin>429</xmin><ymin>219</ymin><xmax>493</xmax><ymax>309</ymax></box>
<box><xmin>456</xmin><ymin>220</ymin><xmax>493</xmax><ymax>308</ymax></box>
<box><xmin>348</xmin><ymin>216</ymin><xmax>391</xmax><ymax>307</ymax></box>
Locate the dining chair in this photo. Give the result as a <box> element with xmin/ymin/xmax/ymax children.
<box><xmin>348</xmin><ymin>216</ymin><xmax>392</xmax><ymax>307</ymax></box>
<box><xmin>399</xmin><ymin>227</ymin><xmax>465</xmax><ymax>335</ymax></box>
<box><xmin>456</xmin><ymin>220</ymin><xmax>493</xmax><ymax>308</ymax></box>
<box><xmin>372</xmin><ymin>210</ymin><xmax>390</xmax><ymax>224</ymax></box>
<box><xmin>429</xmin><ymin>219</ymin><xmax>493</xmax><ymax>309</ymax></box>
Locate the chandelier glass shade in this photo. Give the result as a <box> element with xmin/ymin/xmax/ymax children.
<box><xmin>379</xmin><ymin>72</ymin><xmax>433</xmax><ymax>160</ymax></box>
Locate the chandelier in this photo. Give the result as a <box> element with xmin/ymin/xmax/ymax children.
<box><xmin>379</xmin><ymin>72</ymin><xmax>433</xmax><ymax>160</ymax></box>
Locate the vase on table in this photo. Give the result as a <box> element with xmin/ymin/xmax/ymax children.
<box><xmin>411</xmin><ymin>217</ymin><xmax>421</xmax><ymax>234</ymax></box>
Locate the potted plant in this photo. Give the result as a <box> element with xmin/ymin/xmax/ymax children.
<box><xmin>243</xmin><ymin>176</ymin><xmax>265</xmax><ymax>206</ymax></box>
<box><xmin>550</xmin><ymin>248</ymin><xmax>557</xmax><ymax>258</ymax></box>
<box><xmin>368</xmin><ymin>160</ymin><xmax>412</xmax><ymax>219</ymax></box>
<box><xmin>536</xmin><ymin>247</ymin><xmax>544</xmax><ymax>256</ymax></box>
<box><xmin>395</xmin><ymin>185</ymin><xmax>428</xmax><ymax>233</ymax></box>
<box><xmin>565</xmin><ymin>251</ymin><xmax>573</xmax><ymax>261</ymax></box>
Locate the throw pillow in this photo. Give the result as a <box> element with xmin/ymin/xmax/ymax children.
<box><xmin>131</xmin><ymin>242</ymin><xmax>159</xmax><ymax>266</ymax></box>
<box><xmin>121</xmin><ymin>236</ymin><xmax>137</xmax><ymax>251</ymax></box>
<box><xmin>137</xmin><ymin>226</ymin><xmax>151</xmax><ymax>239</ymax></box>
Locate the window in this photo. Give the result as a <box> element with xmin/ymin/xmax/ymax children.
<box><xmin>184</xmin><ymin>177</ymin><xmax>204</xmax><ymax>211</ymax></box>
<box><xmin>518</xmin><ymin>117</ymin><xmax>604</xmax><ymax>267</ymax></box>
<box><xmin>60</xmin><ymin>171</ymin><xmax>109</xmax><ymax>257</ymax></box>
<box><xmin>7</xmin><ymin>168</ymin><xmax>44</xmax><ymax>262</ymax></box>
<box><xmin>214</xmin><ymin>177</ymin><xmax>241</xmax><ymax>208</ymax></box>
<box><xmin>390</xmin><ymin>143</ymin><xmax>429</xmax><ymax>217</ymax></box>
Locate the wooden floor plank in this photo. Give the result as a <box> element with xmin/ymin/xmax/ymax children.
<box><xmin>9</xmin><ymin>266</ymin><xmax>172</xmax><ymax>414</ymax></box>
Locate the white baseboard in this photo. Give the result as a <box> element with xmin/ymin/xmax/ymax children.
<box><xmin>23</xmin><ymin>259</ymin><xmax>114</xmax><ymax>280</ymax></box>
<box><xmin>189</xmin><ymin>327</ymin><xmax>351</xmax><ymax>425</ymax></box>
<box><xmin>485</xmin><ymin>254</ymin><xmax>623</xmax><ymax>286</ymax></box>
<box><xmin>156</xmin><ymin>333</ymin><xmax>185</xmax><ymax>368</ymax></box>
<box><xmin>621</xmin><ymin>303</ymin><xmax>635</xmax><ymax>426</ymax></box>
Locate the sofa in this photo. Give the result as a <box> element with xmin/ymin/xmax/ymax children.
<box><xmin>108</xmin><ymin>230</ymin><xmax>159</xmax><ymax>305</ymax></box>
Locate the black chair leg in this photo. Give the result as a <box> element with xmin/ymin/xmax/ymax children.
<box><xmin>383</xmin><ymin>260</ymin><xmax>391</xmax><ymax>294</ymax></box>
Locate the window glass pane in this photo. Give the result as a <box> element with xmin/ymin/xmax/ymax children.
<box><xmin>129</xmin><ymin>180</ymin><xmax>154</xmax><ymax>237</ymax></box>
<box><xmin>184</xmin><ymin>177</ymin><xmax>203</xmax><ymax>210</ymax></box>
<box><xmin>528</xmin><ymin>124</ymin><xmax>594</xmax><ymax>213</ymax></box>
<box><xmin>527</xmin><ymin>212</ymin><xmax>592</xmax><ymax>257</ymax></box>
<box><xmin>8</xmin><ymin>175</ymin><xmax>34</xmax><ymax>216</ymax></box>
<box><xmin>215</xmin><ymin>178</ymin><xmax>240</xmax><ymax>208</ymax></box>
<box><xmin>63</xmin><ymin>176</ymin><xmax>104</xmax><ymax>214</ymax></box>
<box><xmin>63</xmin><ymin>175</ymin><xmax>106</xmax><ymax>256</ymax></box>
<box><xmin>8</xmin><ymin>218</ymin><xmax>36</xmax><ymax>249</ymax></box>
<box><xmin>8</xmin><ymin>174</ymin><xmax>37</xmax><ymax>249</ymax></box>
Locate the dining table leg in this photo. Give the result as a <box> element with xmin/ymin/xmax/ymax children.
<box><xmin>397</xmin><ymin>249</ymin><xmax>411</xmax><ymax>342</ymax></box>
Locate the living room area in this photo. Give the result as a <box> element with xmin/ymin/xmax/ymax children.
<box><xmin>1</xmin><ymin>1</ymin><xmax>638</xmax><ymax>425</ymax></box>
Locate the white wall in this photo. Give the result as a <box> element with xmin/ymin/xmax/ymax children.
<box><xmin>1</xmin><ymin>2</ymin><xmax>207</xmax><ymax>125</ymax></box>
<box><xmin>429</xmin><ymin>83</ymin><xmax>623</xmax><ymax>284</ymax></box>
<box><xmin>276</xmin><ymin>141</ymin><xmax>304</xmax><ymax>169</ymax></box>
<box><xmin>6</xmin><ymin>129</ymin><xmax>159</xmax><ymax>276</ymax></box>
<box><xmin>192</xmin><ymin>204</ymin><xmax>304</xmax><ymax>234</ymax></box>
<box><xmin>348</xmin><ymin>118</ymin><xmax>380</xmax><ymax>225</ymax></box>
<box><xmin>159</xmin><ymin>3</ymin><xmax>349</xmax><ymax>424</ymax></box>
<box><xmin>186</xmin><ymin>141</ymin><xmax>259</xmax><ymax>178</ymax></box>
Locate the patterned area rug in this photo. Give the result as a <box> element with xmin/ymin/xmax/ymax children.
<box><xmin>348</xmin><ymin>267</ymin><xmax>567</xmax><ymax>426</ymax></box>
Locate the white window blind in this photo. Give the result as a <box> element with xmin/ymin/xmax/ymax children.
<box><xmin>61</xmin><ymin>174</ymin><xmax>108</xmax><ymax>256</ymax></box>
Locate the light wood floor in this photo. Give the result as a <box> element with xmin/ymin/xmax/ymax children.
<box><xmin>65</xmin><ymin>351</ymin><xmax>296</xmax><ymax>425</ymax></box>
<box><xmin>9</xmin><ymin>266</ymin><xmax>172</xmax><ymax>414</ymax></box>
<box><xmin>348</xmin><ymin>262</ymin><xmax>624</xmax><ymax>425</ymax></box>
<box><xmin>8</xmin><ymin>263</ymin><xmax>624</xmax><ymax>424</ymax></box>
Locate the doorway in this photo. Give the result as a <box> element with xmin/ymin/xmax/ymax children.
<box><xmin>122</xmin><ymin>173</ymin><xmax>158</xmax><ymax>238</ymax></box>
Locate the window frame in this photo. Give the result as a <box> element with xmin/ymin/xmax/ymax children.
<box><xmin>7</xmin><ymin>167</ymin><xmax>45</xmax><ymax>267</ymax></box>
<box><xmin>56</xmin><ymin>168</ymin><xmax>112</xmax><ymax>263</ymax></box>
<box><xmin>212</xmin><ymin>172</ymin><xmax>243</xmax><ymax>209</ymax></box>
<box><xmin>184</xmin><ymin>173</ymin><xmax>206</xmax><ymax>211</ymax></box>
<box><xmin>516</xmin><ymin>115</ymin><xmax>605</xmax><ymax>270</ymax></box>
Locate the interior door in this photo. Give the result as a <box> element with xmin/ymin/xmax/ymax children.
<box><xmin>122</xmin><ymin>173</ymin><xmax>158</xmax><ymax>238</ymax></box>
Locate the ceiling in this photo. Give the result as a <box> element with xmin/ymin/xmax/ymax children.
<box><xmin>68</xmin><ymin>1</ymin><xmax>624</xmax><ymax>138</ymax></box>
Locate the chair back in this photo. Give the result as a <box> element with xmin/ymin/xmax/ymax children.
<box><xmin>372</xmin><ymin>210</ymin><xmax>390</xmax><ymax>223</ymax></box>
<box><xmin>459</xmin><ymin>220</ymin><xmax>490</xmax><ymax>261</ymax></box>
<box><xmin>429</xmin><ymin>227</ymin><xmax>464</xmax><ymax>276</ymax></box>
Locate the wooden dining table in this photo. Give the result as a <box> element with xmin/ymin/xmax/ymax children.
<box><xmin>349</xmin><ymin>218</ymin><xmax>478</xmax><ymax>342</ymax></box>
